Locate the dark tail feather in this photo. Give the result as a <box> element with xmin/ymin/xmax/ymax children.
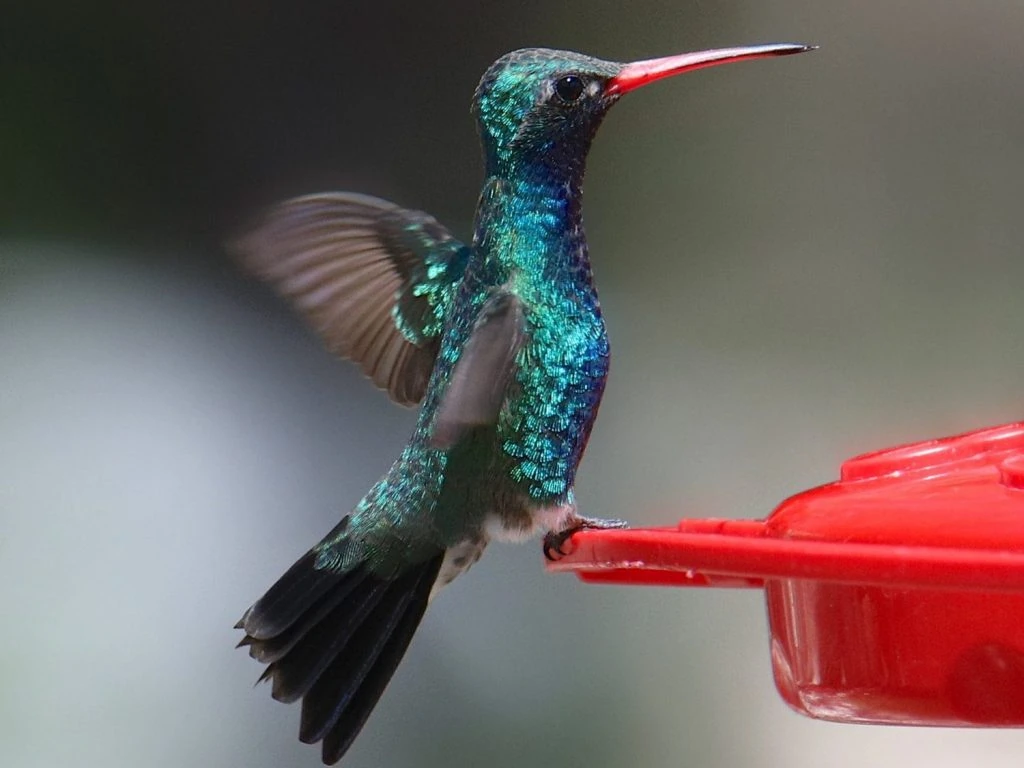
<box><xmin>238</xmin><ymin>518</ymin><xmax>352</xmax><ymax>639</ymax></box>
<box><xmin>318</xmin><ymin>565</ymin><xmax>439</xmax><ymax>764</ymax></box>
<box><xmin>241</xmin><ymin>568</ymin><xmax>367</xmax><ymax>665</ymax></box>
<box><xmin>237</xmin><ymin>534</ymin><xmax>443</xmax><ymax>765</ymax></box>
<box><xmin>299</xmin><ymin>559</ymin><xmax>440</xmax><ymax>761</ymax></box>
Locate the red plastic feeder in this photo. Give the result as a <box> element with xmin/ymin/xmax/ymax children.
<box><xmin>548</xmin><ymin>421</ymin><xmax>1024</xmax><ymax>727</ymax></box>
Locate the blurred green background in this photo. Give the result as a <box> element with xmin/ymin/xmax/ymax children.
<box><xmin>4</xmin><ymin>1</ymin><xmax>1024</xmax><ymax>767</ymax></box>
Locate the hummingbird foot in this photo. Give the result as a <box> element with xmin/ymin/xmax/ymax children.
<box><xmin>543</xmin><ymin>516</ymin><xmax>628</xmax><ymax>561</ymax></box>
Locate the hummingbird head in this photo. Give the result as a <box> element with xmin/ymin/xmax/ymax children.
<box><xmin>472</xmin><ymin>44</ymin><xmax>814</xmax><ymax>178</ymax></box>
<box><xmin>472</xmin><ymin>49</ymin><xmax>619</xmax><ymax>176</ymax></box>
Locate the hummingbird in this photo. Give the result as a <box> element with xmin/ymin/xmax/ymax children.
<box><xmin>233</xmin><ymin>42</ymin><xmax>812</xmax><ymax>764</ymax></box>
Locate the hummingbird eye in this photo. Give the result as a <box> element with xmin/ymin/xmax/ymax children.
<box><xmin>553</xmin><ymin>75</ymin><xmax>585</xmax><ymax>104</ymax></box>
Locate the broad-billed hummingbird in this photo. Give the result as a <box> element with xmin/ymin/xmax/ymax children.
<box><xmin>233</xmin><ymin>42</ymin><xmax>812</xmax><ymax>764</ymax></box>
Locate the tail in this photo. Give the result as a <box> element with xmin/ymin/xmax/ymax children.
<box><xmin>236</xmin><ymin>518</ymin><xmax>444</xmax><ymax>764</ymax></box>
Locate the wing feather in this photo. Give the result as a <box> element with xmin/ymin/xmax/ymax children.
<box><xmin>430</xmin><ymin>291</ymin><xmax>525</xmax><ymax>448</ymax></box>
<box><xmin>231</xmin><ymin>193</ymin><xmax>470</xmax><ymax>405</ymax></box>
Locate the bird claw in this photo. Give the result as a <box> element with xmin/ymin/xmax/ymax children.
<box><xmin>543</xmin><ymin>530</ymin><xmax>574</xmax><ymax>561</ymax></box>
<box><xmin>543</xmin><ymin>516</ymin><xmax>628</xmax><ymax>561</ymax></box>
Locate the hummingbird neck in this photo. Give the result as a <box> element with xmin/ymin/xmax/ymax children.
<box><xmin>473</xmin><ymin>156</ymin><xmax>594</xmax><ymax>292</ymax></box>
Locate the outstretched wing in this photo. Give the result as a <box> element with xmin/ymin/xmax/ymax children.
<box><xmin>230</xmin><ymin>193</ymin><xmax>470</xmax><ymax>406</ymax></box>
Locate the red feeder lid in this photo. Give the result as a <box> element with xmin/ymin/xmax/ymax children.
<box><xmin>549</xmin><ymin>421</ymin><xmax>1024</xmax><ymax>727</ymax></box>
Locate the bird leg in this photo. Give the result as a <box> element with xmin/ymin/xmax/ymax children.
<box><xmin>543</xmin><ymin>515</ymin><xmax>628</xmax><ymax>561</ymax></box>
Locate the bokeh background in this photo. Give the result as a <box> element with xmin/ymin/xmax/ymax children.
<box><xmin>4</xmin><ymin>1</ymin><xmax>1024</xmax><ymax>766</ymax></box>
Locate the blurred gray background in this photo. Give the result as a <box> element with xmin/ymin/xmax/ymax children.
<box><xmin>4</xmin><ymin>1</ymin><xmax>1024</xmax><ymax>766</ymax></box>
